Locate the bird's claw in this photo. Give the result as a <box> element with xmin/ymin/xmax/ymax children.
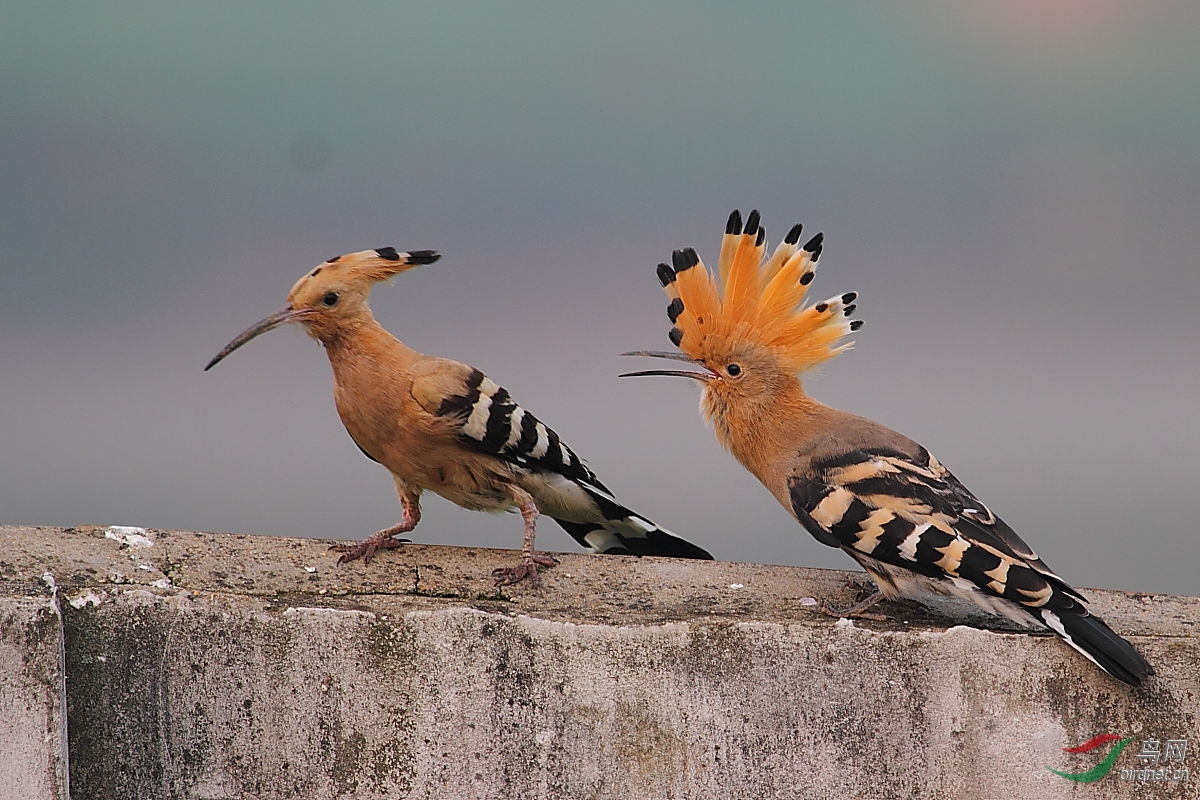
<box><xmin>329</xmin><ymin>535</ymin><xmax>409</xmax><ymax>566</ymax></box>
<box><xmin>492</xmin><ymin>553</ymin><xmax>558</xmax><ymax>587</ymax></box>
<box><xmin>818</xmin><ymin>589</ymin><xmax>888</xmax><ymax>621</ymax></box>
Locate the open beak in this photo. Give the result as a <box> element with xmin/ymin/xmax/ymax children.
<box><xmin>204</xmin><ymin>306</ymin><xmax>306</xmax><ymax>371</ymax></box>
<box><xmin>618</xmin><ymin>350</ymin><xmax>715</xmax><ymax>382</ymax></box>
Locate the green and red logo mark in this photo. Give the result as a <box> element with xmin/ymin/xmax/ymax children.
<box><xmin>1049</xmin><ymin>734</ymin><xmax>1190</xmax><ymax>783</ymax></box>
<box><xmin>1047</xmin><ymin>734</ymin><xmax>1135</xmax><ymax>783</ymax></box>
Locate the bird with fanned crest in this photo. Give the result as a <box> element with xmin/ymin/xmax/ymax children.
<box><xmin>622</xmin><ymin>209</ymin><xmax>1153</xmax><ymax>686</ymax></box>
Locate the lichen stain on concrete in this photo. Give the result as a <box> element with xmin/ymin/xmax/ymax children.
<box><xmin>11</xmin><ymin>602</ymin><xmax>63</xmax><ymax>699</ymax></box>
<box><xmin>63</xmin><ymin>601</ymin><xmax>171</xmax><ymax>796</ymax></box>
<box><xmin>487</xmin><ymin>624</ymin><xmax>544</xmax><ymax>721</ymax></box>
<box><xmin>612</xmin><ymin>700</ymin><xmax>691</xmax><ymax>785</ymax></box>
<box><xmin>358</xmin><ymin>615</ymin><xmax>417</xmax><ymax>676</ymax></box>
<box><xmin>326</xmin><ymin>725</ymin><xmax>366</xmax><ymax>796</ymax></box>
<box><xmin>680</xmin><ymin>620</ymin><xmax>752</xmax><ymax>676</ymax></box>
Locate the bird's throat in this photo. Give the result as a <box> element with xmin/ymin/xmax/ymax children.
<box><xmin>704</xmin><ymin>377</ymin><xmax>819</xmax><ymax>487</ymax></box>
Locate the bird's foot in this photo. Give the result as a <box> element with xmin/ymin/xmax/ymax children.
<box><xmin>492</xmin><ymin>552</ymin><xmax>559</xmax><ymax>587</ymax></box>
<box><xmin>819</xmin><ymin>588</ymin><xmax>889</xmax><ymax>622</ymax></box>
<box><xmin>330</xmin><ymin>530</ymin><xmax>410</xmax><ymax>566</ymax></box>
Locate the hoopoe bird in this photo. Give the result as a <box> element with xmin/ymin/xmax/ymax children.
<box><xmin>205</xmin><ymin>247</ymin><xmax>712</xmax><ymax>585</ymax></box>
<box><xmin>622</xmin><ymin>210</ymin><xmax>1153</xmax><ymax>685</ymax></box>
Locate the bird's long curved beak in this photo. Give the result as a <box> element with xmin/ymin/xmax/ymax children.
<box><xmin>618</xmin><ymin>350</ymin><xmax>714</xmax><ymax>382</ymax></box>
<box><xmin>204</xmin><ymin>306</ymin><xmax>304</xmax><ymax>371</ymax></box>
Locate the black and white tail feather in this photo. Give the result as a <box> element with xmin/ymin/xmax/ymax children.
<box><xmin>791</xmin><ymin>445</ymin><xmax>1153</xmax><ymax>686</ymax></box>
<box><xmin>438</xmin><ymin>368</ymin><xmax>712</xmax><ymax>560</ymax></box>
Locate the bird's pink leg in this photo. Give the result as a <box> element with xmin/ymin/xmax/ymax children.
<box><xmin>492</xmin><ymin>499</ymin><xmax>558</xmax><ymax>587</ymax></box>
<box><xmin>331</xmin><ymin>489</ymin><xmax>421</xmax><ymax>566</ymax></box>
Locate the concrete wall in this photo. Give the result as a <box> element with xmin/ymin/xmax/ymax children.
<box><xmin>1</xmin><ymin>524</ymin><xmax>1196</xmax><ymax>800</ymax></box>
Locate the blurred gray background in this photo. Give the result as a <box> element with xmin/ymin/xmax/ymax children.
<box><xmin>3</xmin><ymin>2</ymin><xmax>1196</xmax><ymax>595</ymax></box>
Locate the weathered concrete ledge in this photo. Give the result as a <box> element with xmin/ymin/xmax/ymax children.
<box><xmin>1</xmin><ymin>524</ymin><xmax>1196</xmax><ymax>800</ymax></box>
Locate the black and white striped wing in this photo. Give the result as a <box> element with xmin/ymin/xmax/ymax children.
<box><xmin>789</xmin><ymin>446</ymin><xmax>1154</xmax><ymax>685</ymax></box>
<box><xmin>434</xmin><ymin>368</ymin><xmax>604</xmax><ymax>487</ymax></box>
<box><xmin>430</xmin><ymin>367</ymin><xmax>712</xmax><ymax>560</ymax></box>
<box><xmin>789</xmin><ymin>446</ymin><xmax>1083</xmax><ymax>609</ymax></box>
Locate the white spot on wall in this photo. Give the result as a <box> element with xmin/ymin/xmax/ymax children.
<box><xmin>68</xmin><ymin>589</ymin><xmax>106</xmax><ymax>609</ymax></box>
<box><xmin>105</xmin><ymin>526</ymin><xmax>153</xmax><ymax>548</ymax></box>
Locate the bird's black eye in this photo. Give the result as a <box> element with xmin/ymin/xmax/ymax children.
<box><xmin>322</xmin><ymin>292</ymin><xmax>339</xmax><ymax>306</ymax></box>
<box><xmin>726</xmin><ymin>363</ymin><xmax>742</xmax><ymax>377</ymax></box>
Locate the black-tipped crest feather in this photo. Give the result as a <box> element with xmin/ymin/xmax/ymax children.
<box><xmin>650</xmin><ymin>210</ymin><xmax>857</xmax><ymax>375</ymax></box>
<box><xmin>744</xmin><ymin>209</ymin><xmax>760</xmax><ymax>236</ymax></box>
<box><xmin>726</xmin><ymin>209</ymin><xmax>743</xmax><ymax>235</ymax></box>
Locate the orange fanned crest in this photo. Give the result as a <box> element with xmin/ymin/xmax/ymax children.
<box><xmin>657</xmin><ymin>210</ymin><xmax>861</xmax><ymax>373</ymax></box>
